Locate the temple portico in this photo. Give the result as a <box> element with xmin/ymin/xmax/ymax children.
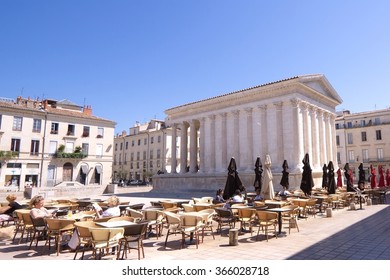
<box><xmin>154</xmin><ymin>74</ymin><xmax>342</xmax><ymax>193</ymax></box>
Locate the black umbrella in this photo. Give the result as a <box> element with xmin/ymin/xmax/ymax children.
<box><xmin>322</xmin><ymin>164</ymin><xmax>329</xmax><ymax>190</ymax></box>
<box><xmin>327</xmin><ymin>161</ymin><xmax>336</xmax><ymax>195</ymax></box>
<box><xmin>223</xmin><ymin>157</ymin><xmax>243</xmax><ymax>200</ymax></box>
<box><xmin>253</xmin><ymin>157</ymin><xmax>263</xmax><ymax>192</ymax></box>
<box><xmin>344</xmin><ymin>163</ymin><xmax>354</xmax><ymax>192</ymax></box>
<box><xmin>280</xmin><ymin>160</ymin><xmax>289</xmax><ymax>189</ymax></box>
<box><xmin>358</xmin><ymin>163</ymin><xmax>365</xmax><ymax>190</ymax></box>
<box><xmin>300</xmin><ymin>153</ymin><xmax>314</xmax><ymax>196</ymax></box>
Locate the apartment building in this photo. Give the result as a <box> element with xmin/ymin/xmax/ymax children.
<box><xmin>113</xmin><ymin>120</ymin><xmax>173</xmax><ymax>183</ymax></box>
<box><xmin>0</xmin><ymin>96</ymin><xmax>115</xmax><ymax>192</ymax></box>
<box><xmin>335</xmin><ymin>108</ymin><xmax>390</xmax><ymax>178</ymax></box>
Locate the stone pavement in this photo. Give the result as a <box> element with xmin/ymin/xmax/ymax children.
<box><xmin>0</xmin><ymin>186</ymin><xmax>389</xmax><ymax>260</ymax></box>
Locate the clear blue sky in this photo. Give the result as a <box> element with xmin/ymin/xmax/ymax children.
<box><xmin>1</xmin><ymin>0</ymin><xmax>389</xmax><ymax>134</ymax></box>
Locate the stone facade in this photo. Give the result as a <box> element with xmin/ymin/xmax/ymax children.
<box><xmin>154</xmin><ymin>74</ymin><xmax>342</xmax><ymax>193</ymax></box>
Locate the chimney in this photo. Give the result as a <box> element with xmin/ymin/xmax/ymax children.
<box><xmin>83</xmin><ymin>105</ymin><xmax>92</xmax><ymax>116</ymax></box>
<box><xmin>122</xmin><ymin>130</ymin><xmax>126</xmax><ymax>137</ymax></box>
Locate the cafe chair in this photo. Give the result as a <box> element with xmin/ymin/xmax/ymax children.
<box><xmin>198</xmin><ymin>209</ymin><xmax>216</xmax><ymax>241</ymax></box>
<box><xmin>306</xmin><ymin>199</ymin><xmax>318</xmax><ymax>218</ymax></box>
<box><xmin>89</xmin><ymin>227</ymin><xmax>124</xmax><ymax>260</ymax></box>
<box><xmin>12</xmin><ymin>210</ymin><xmax>30</xmax><ymax>244</ymax></box>
<box><xmin>143</xmin><ymin>209</ymin><xmax>164</xmax><ymax>239</ymax></box>
<box><xmin>180</xmin><ymin>214</ymin><xmax>204</xmax><ymax>249</ymax></box>
<box><xmin>281</xmin><ymin>205</ymin><xmax>300</xmax><ymax>234</ymax></box>
<box><xmin>237</xmin><ymin>208</ymin><xmax>256</xmax><ymax>235</ymax></box>
<box><xmin>19</xmin><ymin>211</ymin><xmax>34</xmax><ymax>245</ymax></box>
<box><xmin>45</xmin><ymin>218</ymin><xmax>75</xmax><ymax>256</ymax></box>
<box><xmin>255</xmin><ymin>211</ymin><xmax>278</xmax><ymax>242</ymax></box>
<box><xmin>72</xmin><ymin>220</ymin><xmax>97</xmax><ymax>260</ymax></box>
<box><xmin>107</xmin><ymin>216</ymin><xmax>135</xmax><ymax>223</ymax></box>
<box><xmin>214</xmin><ymin>207</ymin><xmax>237</xmax><ymax>233</ymax></box>
<box><xmin>118</xmin><ymin>221</ymin><xmax>148</xmax><ymax>260</ymax></box>
<box><xmin>126</xmin><ymin>208</ymin><xmax>144</xmax><ymax>222</ymax></box>
<box><xmin>163</xmin><ymin>212</ymin><xmax>182</xmax><ymax>248</ymax></box>
<box><xmin>193</xmin><ymin>204</ymin><xmax>212</xmax><ymax>212</ymax></box>
<box><xmin>29</xmin><ymin>216</ymin><xmax>47</xmax><ymax>250</ymax></box>
<box><xmin>181</xmin><ymin>203</ymin><xmax>195</xmax><ymax>212</ymax></box>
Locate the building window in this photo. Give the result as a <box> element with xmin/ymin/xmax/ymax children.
<box><xmin>51</xmin><ymin>122</ymin><xmax>59</xmax><ymax>134</ymax></box>
<box><xmin>130</xmin><ymin>162</ymin><xmax>133</xmax><ymax>169</ymax></box>
<box><xmin>347</xmin><ymin>133</ymin><xmax>353</xmax><ymax>144</ymax></box>
<box><xmin>120</xmin><ymin>142</ymin><xmax>123</xmax><ymax>150</ymax></box>
<box><xmin>137</xmin><ymin>152</ymin><xmax>140</xmax><ymax>160</ymax></box>
<box><xmin>49</xmin><ymin>141</ymin><xmax>57</xmax><ymax>155</ymax></box>
<box><xmin>157</xmin><ymin>149</ymin><xmax>161</xmax><ymax>159</ymax></box>
<box><xmin>11</xmin><ymin>138</ymin><xmax>21</xmax><ymax>152</ymax></box>
<box><xmin>347</xmin><ymin>122</ymin><xmax>352</xmax><ymax>128</ymax></box>
<box><xmin>361</xmin><ymin>131</ymin><xmax>367</xmax><ymax>142</ymax></box>
<box><xmin>337</xmin><ymin>152</ymin><xmax>341</xmax><ymax>163</ymax></box>
<box><xmin>150</xmin><ymin>161</ymin><xmax>153</xmax><ymax>168</ymax></box>
<box><xmin>82</xmin><ymin>143</ymin><xmax>89</xmax><ymax>156</ymax></box>
<box><xmin>151</xmin><ymin>137</ymin><xmax>154</xmax><ymax>144</ymax></box>
<box><xmin>132</xmin><ymin>140</ymin><xmax>135</xmax><ymax>147</ymax></box>
<box><xmin>374</xmin><ymin>117</ymin><xmax>381</xmax><ymax>125</ymax></box>
<box><xmin>150</xmin><ymin>150</ymin><xmax>153</xmax><ymax>160</ymax></box>
<box><xmin>348</xmin><ymin>150</ymin><xmax>355</xmax><ymax>162</ymax></box>
<box><xmin>362</xmin><ymin>149</ymin><xmax>369</xmax><ymax>162</ymax></box>
<box><xmin>143</xmin><ymin>161</ymin><xmax>146</xmax><ymax>168</ymax></box>
<box><xmin>124</xmin><ymin>154</ymin><xmax>127</xmax><ymax>165</ymax></box>
<box><xmin>144</xmin><ymin>138</ymin><xmax>147</xmax><ymax>145</ymax></box>
<box><xmin>377</xmin><ymin>148</ymin><xmax>384</xmax><ymax>160</ymax></box>
<box><xmin>119</xmin><ymin>154</ymin><xmax>122</xmax><ymax>165</ymax></box>
<box><xmin>158</xmin><ymin>135</ymin><xmax>161</xmax><ymax>143</ymax></box>
<box><xmin>138</xmin><ymin>139</ymin><xmax>141</xmax><ymax>146</ymax></box>
<box><xmin>33</xmin><ymin>119</ymin><xmax>41</xmax><ymax>133</ymax></box>
<box><xmin>125</xmin><ymin>142</ymin><xmax>128</xmax><ymax>150</ymax></box>
<box><xmin>13</xmin><ymin>116</ymin><xmax>23</xmax><ymax>131</ymax></box>
<box><xmin>143</xmin><ymin>151</ymin><xmax>146</xmax><ymax>160</ymax></box>
<box><xmin>130</xmin><ymin>152</ymin><xmax>134</xmax><ymax>161</ymax></box>
<box><xmin>115</xmin><ymin>143</ymin><xmax>117</xmax><ymax>151</ymax></box>
<box><xmin>30</xmin><ymin>140</ymin><xmax>40</xmax><ymax>156</ymax></box>
<box><xmin>360</xmin><ymin>120</ymin><xmax>366</xmax><ymax>127</ymax></box>
<box><xmin>82</xmin><ymin>126</ymin><xmax>90</xmax><ymax>137</ymax></box>
<box><xmin>0</xmin><ymin>114</ymin><xmax>2</xmax><ymax>129</ymax></box>
<box><xmin>65</xmin><ymin>142</ymin><xmax>74</xmax><ymax>153</ymax></box>
<box><xmin>67</xmin><ymin>124</ymin><xmax>75</xmax><ymax>136</ymax></box>
<box><xmin>335</xmin><ymin>123</ymin><xmax>340</xmax><ymax>129</ymax></box>
<box><xmin>376</xmin><ymin>130</ymin><xmax>382</xmax><ymax>140</ymax></box>
<box><xmin>336</xmin><ymin>135</ymin><xmax>340</xmax><ymax>146</ymax></box>
<box><xmin>96</xmin><ymin>144</ymin><xmax>103</xmax><ymax>158</ymax></box>
<box><xmin>97</xmin><ymin>127</ymin><xmax>104</xmax><ymax>138</ymax></box>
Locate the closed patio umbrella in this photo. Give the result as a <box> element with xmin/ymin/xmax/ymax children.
<box><xmin>358</xmin><ymin>163</ymin><xmax>365</xmax><ymax>190</ymax></box>
<box><xmin>260</xmin><ymin>154</ymin><xmax>275</xmax><ymax>200</ymax></box>
<box><xmin>223</xmin><ymin>157</ymin><xmax>243</xmax><ymax>200</ymax></box>
<box><xmin>344</xmin><ymin>163</ymin><xmax>354</xmax><ymax>192</ymax></box>
<box><xmin>300</xmin><ymin>153</ymin><xmax>314</xmax><ymax>196</ymax></box>
<box><xmin>378</xmin><ymin>165</ymin><xmax>385</xmax><ymax>188</ymax></box>
<box><xmin>253</xmin><ymin>157</ymin><xmax>263</xmax><ymax>192</ymax></box>
<box><xmin>322</xmin><ymin>164</ymin><xmax>328</xmax><ymax>190</ymax></box>
<box><xmin>327</xmin><ymin>161</ymin><xmax>336</xmax><ymax>195</ymax></box>
<box><xmin>280</xmin><ymin>160</ymin><xmax>289</xmax><ymax>189</ymax></box>
<box><xmin>370</xmin><ymin>165</ymin><xmax>377</xmax><ymax>189</ymax></box>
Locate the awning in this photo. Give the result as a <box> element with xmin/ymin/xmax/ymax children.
<box><xmin>81</xmin><ymin>165</ymin><xmax>88</xmax><ymax>174</ymax></box>
<box><xmin>95</xmin><ymin>165</ymin><xmax>102</xmax><ymax>174</ymax></box>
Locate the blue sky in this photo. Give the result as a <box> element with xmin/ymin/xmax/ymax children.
<box><xmin>1</xmin><ymin>0</ymin><xmax>389</xmax><ymax>134</ymax></box>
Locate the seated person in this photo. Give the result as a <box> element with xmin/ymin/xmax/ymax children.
<box><xmin>253</xmin><ymin>189</ymin><xmax>264</xmax><ymax>201</ymax></box>
<box><xmin>232</xmin><ymin>189</ymin><xmax>244</xmax><ymax>203</ymax></box>
<box><xmin>93</xmin><ymin>195</ymin><xmax>121</xmax><ymax>218</ymax></box>
<box><xmin>214</xmin><ymin>189</ymin><xmax>226</xmax><ymax>203</ymax></box>
<box><xmin>0</xmin><ymin>194</ymin><xmax>23</xmax><ymax>223</ymax></box>
<box><xmin>278</xmin><ymin>186</ymin><xmax>291</xmax><ymax>197</ymax></box>
<box><xmin>30</xmin><ymin>195</ymin><xmax>56</xmax><ymax>219</ymax></box>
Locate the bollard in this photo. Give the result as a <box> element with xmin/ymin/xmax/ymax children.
<box><xmin>229</xmin><ymin>229</ymin><xmax>239</xmax><ymax>246</ymax></box>
<box><xmin>366</xmin><ymin>198</ymin><xmax>372</xmax><ymax>206</ymax></box>
<box><xmin>349</xmin><ymin>203</ymin><xmax>356</xmax><ymax>210</ymax></box>
<box><xmin>326</xmin><ymin>208</ymin><xmax>332</xmax><ymax>217</ymax></box>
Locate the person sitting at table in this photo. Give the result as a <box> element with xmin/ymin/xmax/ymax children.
<box><xmin>278</xmin><ymin>186</ymin><xmax>291</xmax><ymax>197</ymax></box>
<box><xmin>232</xmin><ymin>189</ymin><xmax>244</xmax><ymax>203</ymax></box>
<box><xmin>214</xmin><ymin>188</ymin><xmax>226</xmax><ymax>203</ymax></box>
<box><xmin>253</xmin><ymin>188</ymin><xmax>264</xmax><ymax>201</ymax></box>
<box><xmin>93</xmin><ymin>195</ymin><xmax>121</xmax><ymax>218</ymax></box>
<box><xmin>30</xmin><ymin>195</ymin><xmax>56</xmax><ymax>219</ymax></box>
<box><xmin>0</xmin><ymin>194</ymin><xmax>23</xmax><ymax>223</ymax></box>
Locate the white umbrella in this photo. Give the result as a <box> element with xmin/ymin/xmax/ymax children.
<box><xmin>260</xmin><ymin>154</ymin><xmax>275</xmax><ymax>200</ymax></box>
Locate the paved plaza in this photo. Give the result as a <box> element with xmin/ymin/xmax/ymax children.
<box><xmin>0</xmin><ymin>186</ymin><xmax>389</xmax><ymax>261</ymax></box>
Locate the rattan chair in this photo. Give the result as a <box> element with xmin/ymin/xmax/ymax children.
<box><xmin>89</xmin><ymin>227</ymin><xmax>124</xmax><ymax>260</ymax></box>
<box><xmin>255</xmin><ymin>211</ymin><xmax>278</xmax><ymax>241</ymax></box>
<box><xmin>118</xmin><ymin>222</ymin><xmax>148</xmax><ymax>260</ymax></box>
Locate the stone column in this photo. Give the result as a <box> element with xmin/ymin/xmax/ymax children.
<box><xmin>325</xmin><ymin>113</ymin><xmax>332</xmax><ymax>166</ymax></box>
<box><xmin>219</xmin><ymin>112</ymin><xmax>228</xmax><ymax>172</ymax></box>
<box><xmin>189</xmin><ymin>119</ymin><xmax>199</xmax><ymax>173</ymax></box>
<box><xmin>330</xmin><ymin>114</ymin><xmax>337</xmax><ymax>166</ymax></box>
<box><xmin>232</xmin><ymin>110</ymin><xmax>240</xmax><ymax>168</ymax></box>
<box><xmin>199</xmin><ymin>117</ymin><xmax>206</xmax><ymax>173</ymax></box>
<box><xmin>244</xmin><ymin>107</ymin><xmax>253</xmax><ymax>171</ymax></box>
<box><xmin>311</xmin><ymin>106</ymin><xmax>321</xmax><ymax>170</ymax></box>
<box><xmin>292</xmin><ymin>99</ymin><xmax>304</xmax><ymax>171</ymax></box>
<box><xmin>209</xmin><ymin>114</ymin><xmax>216</xmax><ymax>173</ymax></box>
<box><xmin>179</xmin><ymin>122</ymin><xmax>189</xmax><ymax>174</ymax></box>
<box><xmin>170</xmin><ymin>123</ymin><xmax>177</xmax><ymax>173</ymax></box>
<box><xmin>282</xmin><ymin>100</ymin><xmax>294</xmax><ymax>169</ymax></box>
<box><xmin>274</xmin><ymin>101</ymin><xmax>283</xmax><ymax>168</ymax></box>
<box><xmin>302</xmin><ymin>102</ymin><xmax>312</xmax><ymax>159</ymax></box>
<box><xmin>252</xmin><ymin>106</ymin><xmax>261</xmax><ymax>159</ymax></box>
<box><xmin>318</xmin><ymin>110</ymin><xmax>328</xmax><ymax>165</ymax></box>
<box><xmin>259</xmin><ymin>105</ymin><xmax>268</xmax><ymax>158</ymax></box>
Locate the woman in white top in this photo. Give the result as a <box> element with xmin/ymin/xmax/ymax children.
<box><xmin>95</xmin><ymin>195</ymin><xmax>121</xmax><ymax>218</ymax></box>
<box><xmin>30</xmin><ymin>195</ymin><xmax>55</xmax><ymax>219</ymax></box>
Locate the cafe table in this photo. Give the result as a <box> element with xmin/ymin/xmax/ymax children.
<box><xmin>264</xmin><ymin>200</ymin><xmax>289</xmax><ymax>209</ymax></box>
<box><xmin>310</xmin><ymin>195</ymin><xmax>328</xmax><ymax>213</ymax></box>
<box><xmin>265</xmin><ymin>208</ymin><xmax>291</xmax><ymax>236</ymax></box>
